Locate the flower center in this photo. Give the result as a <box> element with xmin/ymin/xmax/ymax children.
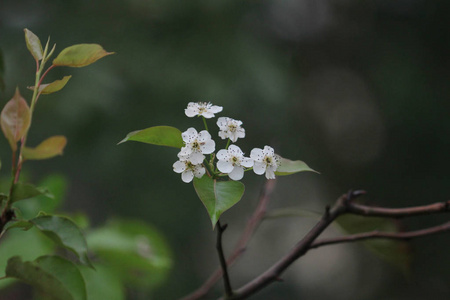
<box><xmin>192</xmin><ymin>141</ymin><xmax>200</xmax><ymax>150</ymax></box>
<box><xmin>231</xmin><ymin>156</ymin><xmax>239</xmax><ymax>165</ymax></box>
<box><xmin>264</xmin><ymin>156</ymin><xmax>272</xmax><ymax>165</ymax></box>
<box><xmin>228</xmin><ymin>124</ymin><xmax>237</xmax><ymax>132</ymax></box>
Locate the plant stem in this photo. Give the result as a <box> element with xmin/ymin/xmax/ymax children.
<box><xmin>216</xmin><ymin>220</ymin><xmax>233</xmax><ymax>298</ymax></box>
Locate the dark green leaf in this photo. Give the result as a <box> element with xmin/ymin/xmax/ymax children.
<box><xmin>118</xmin><ymin>126</ymin><xmax>183</xmax><ymax>148</ymax></box>
<box><xmin>0</xmin><ymin>227</ymin><xmax>54</xmax><ymax>288</ymax></box>
<box><xmin>86</xmin><ymin>219</ymin><xmax>172</xmax><ymax>290</ymax></box>
<box><xmin>31</xmin><ymin>215</ymin><xmax>93</xmax><ymax>268</ymax></box>
<box><xmin>53</xmin><ymin>44</ymin><xmax>114</xmax><ymax>67</ymax></box>
<box><xmin>275</xmin><ymin>158</ymin><xmax>319</xmax><ymax>176</ymax></box>
<box><xmin>6</xmin><ymin>255</ymin><xmax>86</xmax><ymax>300</ymax></box>
<box><xmin>11</xmin><ymin>182</ymin><xmax>53</xmax><ymax>203</ymax></box>
<box><xmin>193</xmin><ymin>176</ymin><xmax>245</xmax><ymax>228</ymax></box>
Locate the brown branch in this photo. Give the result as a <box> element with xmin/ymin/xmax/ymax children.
<box><xmin>347</xmin><ymin>200</ymin><xmax>450</xmax><ymax>218</ymax></box>
<box><xmin>219</xmin><ymin>191</ymin><xmax>450</xmax><ymax>300</ymax></box>
<box><xmin>219</xmin><ymin>191</ymin><xmax>355</xmax><ymax>300</ymax></box>
<box><xmin>311</xmin><ymin>221</ymin><xmax>450</xmax><ymax>249</ymax></box>
<box><xmin>180</xmin><ymin>180</ymin><xmax>276</xmax><ymax>300</ymax></box>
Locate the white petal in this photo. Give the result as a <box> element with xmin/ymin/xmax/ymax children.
<box><xmin>241</xmin><ymin>157</ymin><xmax>254</xmax><ymax>168</ymax></box>
<box><xmin>181</xmin><ymin>170</ymin><xmax>194</xmax><ymax>183</ymax></box>
<box><xmin>182</xmin><ymin>128</ymin><xmax>198</xmax><ymax>142</ymax></box>
<box><xmin>228</xmin><ymin>144</ymin><xmax>242</xmax><ymax>155</ymax></box>
<box><xmin>210</xmin><ymin>105</ymin><xmax>223</xmax><ymax>113</ymax></box>
<box><xmin>217</xmin><ymin>117</ymin><xmax>228</xmax><ymax>129</ymax></box>
<box><xmin>179</xmin><ymin>146</ymin><xmax>192</xmax><ymax>157</ymax></box>
<box><xmin>265</xmin><ymin>167</ymin><xmax>276</xmax><ymax>180</ymax></box>
<box><xmin>263</xmin><ymin>145</ymin><xmax>275</xmax><ymax>156</ymax></box>
<box><xmin>198</xmin><ymin>130</ymin><xmax>212</xmax><ymax>142</ymax></box>
<box><xmin>229</xmin><ymin>166</ymin><xmax>244</xmax><ymax>181</ymax></box>
<box><xmin>253</xmin><ymin>161</ymin><xmax>266</xmax><ymax>175</ymax></box>
<box><xmin>185</xmin><ymin>108</ymin><xmax>198</xmax><ymax>117</ymax></box>
<box><xmin>201</xmin><ymin>139</ymin><xmax>215</xmax><ymax>154</ymax></box>
<box><xmin>202</xmin><ymin>111</ymin><xmax>215</xmax><ymax>118</ymax></box>
<box><xmin>173</xmin><ymin>161</ymin><xmax>186</xmax><ymax>173</ymax></box>
<box><xmin>250</xmin><ymin>148</ymin><xmax>263</xmax><ymax>162</ymax></box>
<box><xmin>217</xmin><ymin>160</ymin><xmax>234</xmax><ymax>173</ymax></box>
<box><xmin>218</xmin><ymin>131</ymin><xmax>228</xmax><ymax>140</ymax></box>
<box><xmin>194</xmin><ymin>166</ymin><xmax>206</xmax><ymax>178</ymax></box>
<box><xmin>189</xmin><ymin>152</ymin><xmax>205</xmax><ymax>165</ymax></box>
<box><xmin>216</xmin><ymin>149</ymin><xmax>229</xmax><ymax>160</ymax></box>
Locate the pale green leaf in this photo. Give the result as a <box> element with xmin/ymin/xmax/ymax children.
<box><xmin>86</xmin><ymin>219</ymin><xmax>172</xmax><ymax>290</ymax></box>
<box><xmin>10</xmin><ymin>182</ymin><xmax>53</xmax><ymax>203</ymax></box>
<box><xmin>23</xmin><ymin>135</ymin><xmax>67</xmax><ymax>160</ymax></box>
<box><xmin>24</xmin><ymin>28</ymin><xmax>43</xmax><ymax>61</ymax></box>
<box><xmin>78</xmin><ymin>264</ymin><xmax>124</xmax><ymax>300</ymax></box>
<box><xmin>275</xmin><ymin>158</ymin><xmax>319</xmax><ymax>176</ymax></box>
<box><xmin>53</xmin><ymin>44</ymin><xmax>114</xmax><ymax>67</ymax></box>
<box><xmin>0</xmin><ymin>88</ymin><xmax>31</xmax><ymax>151</ymax></box>
<box><xmin>118</xmin><ymin>126</ymin><xmax>183</xmax><ymax>148</ymax></box>
<box><xmin>28</xmin><ymin>76</ymin><xmax>72</xmax><ymax>95</ymax></box>
<box><xmin>193</xmin><ymin>176</ymin><xmax>245</xmax><ymax>228</ymax></box>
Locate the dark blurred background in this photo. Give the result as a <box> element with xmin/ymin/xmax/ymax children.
<box><xmin>1</xmin><ymin>0</ymin><xmax>449</xmax><ymax>299</ymax></box>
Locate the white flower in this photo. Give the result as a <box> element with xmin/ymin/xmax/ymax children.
<box><xmin>217</xmin><ymin>117</ymin><xmax>245</xmax><ymax>143</ymax></box>
<box><xmin>250</xmin><ymin>146</ymin><xmax>281</xmax><ymax>180</ymax></box>
<box><xmin>216</xmin><ymin>145</ymin><xmax>253</xmax><ymax>180</ymax></box>
<box><xmin>185</xmin><ymin>102</ymin><xmax>223</xmax><ymax>118</ymax></box>
<box><xmin>179</xmin><ymin>128</ymin><xmax>215</xmax><ymax>163</ymax></box>
<box><xmin>173</xmin><ymin>158</ymin><xmax>206</xmax><ymax>183</ymax></box>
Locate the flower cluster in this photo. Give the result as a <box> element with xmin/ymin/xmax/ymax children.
<box><xmin>173</xmin><ymin>102</ymin><xmax>281</xmax><ymax>183</ymax></box>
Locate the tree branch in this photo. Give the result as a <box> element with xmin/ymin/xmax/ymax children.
<box><xmin>347</xmin><ymin>200</ymin><xmax>450</xmax><ymax>218</ymax></box>
<box><xmin>311</xmin><ymin>221</ymin><xmax>450</xmax><ymax>249</ymax></box>
<box><xmin>216</xmin><ymin>220</ymin><xmax>233</xmax><ymax>298</ymax></box>
<box><xmin>180</xmin><ymin>180</ymin><xmax>276</xmax><ymax>300</ymax></box>
<box><xmin>219</xmin><ymin>191</ymin><xmax>450</xmax><ymax>300</ymax></box>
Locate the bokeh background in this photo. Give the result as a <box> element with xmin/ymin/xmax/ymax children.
<box><xmin>1</xmin><ymin>0</ymin><xmax>449</xmax><ymax>299</ymax></box>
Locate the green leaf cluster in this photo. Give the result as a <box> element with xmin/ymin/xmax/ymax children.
<box><xmin>0</xmin><ymin>174</ymin><xmax>172</xmax><ymax>299</ymax></box>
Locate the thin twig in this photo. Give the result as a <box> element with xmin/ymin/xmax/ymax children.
<box><xmin>347</xmin><ymin>200</ymin><xmax>450</xmax><ymax>218</ymax></box>
<box><xmin>216</xmin><ymin>220</ymin><xmax>233</xmax><ymax>298</ymax></box>
<box><xmin>311</xmin><ymin>221</ymin><xmax>450</xmax><ymax>248</ymax></box>
<box><xmin>180</xmin><ymin>180</ymin><xmax>276</xmax><ymax>300</ymax></box>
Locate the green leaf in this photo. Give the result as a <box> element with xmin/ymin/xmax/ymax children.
<box><xmin>118</xmin><ymin>126</ymin><xmax>184</xmax><ymax>148</ymax></box>
<box><xmin>86</xmin><ymin>219</ymin><xmax>172</xmax><ymax>290</ymax></box>
<box><xmin>193</xmin><ymin>176</ymin><xmax>245</xmax><ymax>228</ymax></box>
<box><xmin>10</xmin><ymin>182</ymin><xmax>53</xmax><ymax>203</ymax></box>
<box><xmin>0</xmin><ymin>88</ymin><xmax>31</xmax><ymax>151</ymax></box>
<box><xmin>275</xmin><ymin>158</ymin><xmax>319</xmax><ymax>176</ymax></box>
<box><xmin>31</xmin><ymin>215</ymin><xmax>93</xmax><ymax>268</ymax></box>
<box><xmin>28</xmin><ymin>76</ymin><xmax>72</xmax><ymax>95</ymax></box>
<box><xmin>0</xmin><ymin>227</ymin><xmax>54</xmax><ymax>288</ymax></box>
<box><xmin>78</xmin><ymin>264</ymin><xmax>124</xmax><ymax>300</ymax></box>
<box><xmin>6</xmin><ymin>255</ymin><xmax>86</xmax><ymax>300</ymax></box>
<box><xmin>23</xmin><ymin>135</ymin><xmax>67</xmax><ymax>160</ymax></box>
<box><xmin>336</xmin><ymin>214</ymin><xmax>412</xmax><ymax>273</ymax></box>
<box><xmin>2</xmin><ymin>219</ymin><xmax>34</xmax><ymax>233</ymax></box>
<box><xmin>24</xmin><ymin>28</ymin><xmax>43</xmax><ymax>61</ymax></box>
<box><xmin>52</xmin><ymin>44</ymin><xmax>114</xmax><ymax>68</ymax></box>
<box><xmin>12</xmin><ymin>174</ymin><xmax>67</xmax><ymax>219</ymax></box>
